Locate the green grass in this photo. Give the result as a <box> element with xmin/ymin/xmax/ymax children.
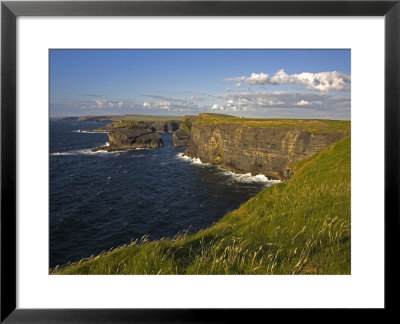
<box><xmin>112</xmin><ymin>120</ymin><xmax>146</xmax><ymax>128</ymax></box>
<box><xmin>194</xmin><ymin>114</ymin><xmax>350</xmax><ymax>135</ymax></box>
<box><xmin>180</xmin><ymin>121</ymin><xmax>191</xmax><ymax>132</ymax></box>
<box><xmin>179</xmin><ymin>115</ymin><xmax>201</xmax><ymax>131</ymax></box>
<box><xmin>53</xmin><ymin>136</ymin><xmax>351</xmax><ymax>275</ymax></box>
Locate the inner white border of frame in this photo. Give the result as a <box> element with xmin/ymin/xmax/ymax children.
<box><xmin>17</xmin><ymin>17</ymin><xmax>384</xmax><ymax>308</ymax></box>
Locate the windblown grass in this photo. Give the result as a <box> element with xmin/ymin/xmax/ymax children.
<box><xmin>53</xmin><ymin>136</ymin><xmax>351</xmax><ymax>275</ymax></box>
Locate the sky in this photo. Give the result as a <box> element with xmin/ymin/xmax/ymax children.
<box><xmin>50</xmin><ymin>49</ymin><xmax>351</xmax><ymax>120</ymax></box>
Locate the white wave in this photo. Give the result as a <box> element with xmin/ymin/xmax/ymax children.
<box><xmin>50</xmin><ymin>149</ymin><xmax>93</xmax><ymax>156</ymax></box>
<box><xmin>73</xmin><ymin>130</ymin><xmax>108</xmax><ymax>134</ymax></box>
<box><xmin>91</xmin><ymin>150</ymin><xmax>109</xmax><ymax>154</ymax></box>
<box><xmin>51</xmin><ymin>145</ymin><xmax>145</xmax><ymax>156</ymax></box>
<box><xmin>50</xmin><ymin>148</ymin><xmax>113</xmax><ymax>156</ymax></box>
<box><xmin>50</xmin><ymin>151</ymin><xmax>74</xmax><ymax>156</ymax></box>
<box><xmin>191</xmin><ymin>157</ymin><xmax>206</xmax><ymax>165</ymax></box>
<box><xmin>176</xmin><ymin>153</ymin><xmax>209</xmax><ymax>165</ymax></box>
<box><xmin>85</xmin><ymin>149</ymin><xmax>121</xmax><ymax>155</ymax></box>
<box><xmin>222</xmin><ymin>170</ymin><xmax>281</xmax><ymax>184</ymax></box>
<box><xmin>176</xmin><ymin>152</ymin><xmax>281</xmax><ymax>184</ymax></box>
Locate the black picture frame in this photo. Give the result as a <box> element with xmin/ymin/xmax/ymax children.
<box><xmin>1</xmin><ymin>0</ymin><xmax>399</xmax><ymax>322</ymax></box>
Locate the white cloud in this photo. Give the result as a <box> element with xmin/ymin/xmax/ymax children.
<box><xmin>270</xmin><ymin>69</ymin><xmax>289</xmax><ymax>84</ymax></box>
<box><xmin>142</xmin><ymin>100</ymin><xmax>171</xmax><ymax>110</ymax></box>
<box><xmin>295</xmin><ymin>100</ymin><xmax>311</xmax><ymax>106</ymax></box>
<box><xmin>211</xmin><ymin>104</ymin><xmax>224</xmax><ymax>110</ymax></box>
<box><xmin>93</xmin><ymin>99</ymin><xmax>126</xmax><ymax>109</ymax></box>
<box><xmin>158</xmin><ymin>101</ymin><xmax>171</xmax><ymax>109</ymax></box>
<box><xmin>214</xmin><ymin>90</ymin><xmax>350</xmax><ymax>112</ymax></box>
<box><xmin>225</xmin><ymin>69</ymin><xmax>351</xmax><ymax>94</ymax></box>
<box><xmin>139</xmin><ymin>95</ymin><xmax>209</xmax><ymax>113</ymax></box>
<box><xmin>95</xmin><ymin>99</ymin><xmax>106</xmax><ymax>108</ymax></box>
<box><xmin>225</xmin><ymin>72</ymin><xmax>270</xmax><ymax>86</ymax></box>
<box><xmin>51</xmin><ymin>80</ymin><xmax>350</xmax><ymax>119</ymax></box>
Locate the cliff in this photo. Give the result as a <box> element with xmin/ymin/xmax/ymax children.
<box><xmin>175</xmin><ymin>114</ymin><xmax>350</xmax><ymax>179</ymax></box>
<box><xmin>84</xmin><ymin>123</ymin><xmax>114</xmax><ymax>133</ymax></box>
<box><xmin>172</xmin><ymin>128</ymin><xmax>191</xmax><ymax>147</ymax></box>
<box><xmin>92</xmin><ymin>120</ymin><xmax>163</xmax><ymax>152</ymax></box>
<box><xmin>142</xmin><ymin>121</ymin><xmax>180</xmax><ymax>132</ymax></box>
<box><xmin>172</xmin><ymin>115</ymin><xmax>199</xmax><ymax>147</ymax></box>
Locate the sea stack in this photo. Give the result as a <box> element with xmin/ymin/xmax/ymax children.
<box><xmin>92</xmin><ymin>120</ymin><xmax>163</xmax><ymax>152</ymax></box>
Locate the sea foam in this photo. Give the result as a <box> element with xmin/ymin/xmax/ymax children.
<box><xmin>73</xmin><ymin>130</ymin><xmax>108</xmax><ymax>134</ymax></box>
<box><xmin>176</xmin><ymin>152</ymin><xmax>280</xmax><ymax>184</ymax></box>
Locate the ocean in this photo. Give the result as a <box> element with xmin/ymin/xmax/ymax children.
<box><xmin>49</xmin><ymin>120</ymin><xmax>279</xmax><ymax>268</ymax></box>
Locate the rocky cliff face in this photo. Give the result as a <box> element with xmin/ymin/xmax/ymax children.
<box><xmin>142</xmin><ymin>121</ymin><xmax>180</xmax><ymax>132</ymax></box>
<box><xmin>173</xmin><ymin>128</ymin><xmax>191</xmax><ymax>147</ymax></box>
<box><xmin>175</xmin><ymin>114</ymin><xmax>350</xmax><ymax>180</ymax></box>
<box><xmin>172</xmin><ymin>115</ymin><xmax>199</xmax><ymax>147</ymax></box>
<box><xmin>92</xmin><ymin>122</ymin><xmax>163</xmax><ymax>152</ymax></box>
<box><xmin>84</xmin><ymin>123</ymin><xmax>114</xmax><ymax>133</ymax></box>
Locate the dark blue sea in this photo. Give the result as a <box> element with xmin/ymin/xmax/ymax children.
<box><xmin>49</xmin><ymin>120</ymin><xmax>279</xmax><ymax>268</ymax></box>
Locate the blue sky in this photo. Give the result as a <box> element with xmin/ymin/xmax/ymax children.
<box><xmin>50</xmin><ymin>49</ymin><xmax>351</xmax><ymax>119</ymax></box>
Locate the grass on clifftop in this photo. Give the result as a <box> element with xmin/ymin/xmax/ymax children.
<box><xmin>53</xmin><ymin>136</ymin><xmax>351</xmax><ymax>275</ymax></box>
<box><xmin>112</xmin><ymin>120</ymin><xmax>146</xmax><ymax>128</ymax></box>
<box><xmin>195</xmin><ymin>113</ymin><xmax>350</xmax><ymax>135</ymax></box>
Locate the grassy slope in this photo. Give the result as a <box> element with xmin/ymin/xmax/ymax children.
<box><xmin>54</xmin><ymin>136</ymin><xmax>351</xmax><ymax>275</ymax></box>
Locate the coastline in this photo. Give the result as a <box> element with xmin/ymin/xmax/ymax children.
<box><xmin>51</xmin><ymin>136</ymin><xmax>351</xmax><ymax>275</ymax></box>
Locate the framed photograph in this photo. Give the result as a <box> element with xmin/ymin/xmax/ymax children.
<box><xmin>1</xmin><ymin>0</ymin><xmax>399</xmax><ymax>321</ymax></box>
